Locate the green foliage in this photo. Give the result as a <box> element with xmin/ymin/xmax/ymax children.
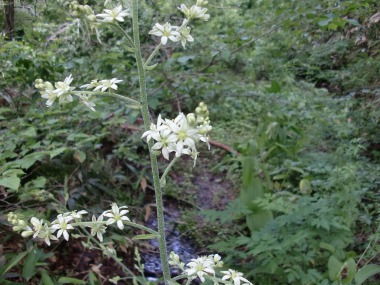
<box><xmin>1</xmin><ymin>0</ymin><xmax>380</xmax><ymax>283</ymax></box>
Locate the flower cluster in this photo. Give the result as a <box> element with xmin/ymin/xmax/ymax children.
<box><xmin>70</xmin><ymin>1</ymin><xmax>131</xmax><ymax>24</ymax></box>
<box><xmin>149</xmin><ymin>1</ymin><xmax>210</xmax><ymax>48</ymax></box>
<box><xmin>169</xmin><ymin>251</ymin><xmax>253</xmax><ymax>284</ymax></box>
<box><xmin>35</xmin><ymin>75</ymin><xmax>124</xmax><ymax>112</ymax></box>
<box><xmin>142</xmin><ymin>102</ymin><xmax>212</xmax><ymax>164</ymax></box>
<box><xmin>178</xmin><ymin>0</ymin><xmax>210</xmax><ymax>21</ymax></box>
<box><xmin>8</xmin><ymin>203</ymin><xmax>130</xmax><ymax>245</ymax></box>
<box><xmin>80</xmin><ymin>78</ymin><xmax>123</xmax><ymax>92</ymax></box>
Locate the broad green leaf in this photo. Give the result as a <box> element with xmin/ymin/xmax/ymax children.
<box><xmin>15</xmin><ymin>157</ymin><xmax>39</xmax><ymax>169</ymax></box>
<box><xmin>40</xmin><ymin>270</ymin><xmax>56</xmax><ymax>285</ymax></box>
<box><xmin>320</xmin><ymin>242</ymin><xmax>336</xmax><ymax>254</ymax></box>
<box><xmin>342</xmin><ymin>258</ymin><xmax>356</xmax><ymax>284</ymax></box>
<box><xmin>328</xmin><ymin>255</ymin><xmax>342</xmax><ymax>281</ymax></box>
<box><xmin>246</xmin><ymin>210</ymin><xmax>273</xmax><ymax>232</ymax></box>
<box><xmin>0</xmin><ymin>176</ymin><xmax>21</xmax><ymax>191</ymax></box>
<box><xmin>0</xmin><ymin>279</ymin><xmax>26</xmax><ymax>285</ymax></box>
<box><xmin>355</xmin><ymin>264</ymin><xmax>380</xmax><ymax>285</ymax></box>
<box><xmin>300</xmin><ymin>179</ymin><xmax>312</xmax><ymax>194</ymax></box>
<box><xmin>132</xmin><ymin>234</ymin><xmax>158</xmax><ymax>240</ymax></box>
<box><xmin>19</xmin><ymin>127</ymin><xmax>37</xmax><ymax>138</ymax></box>
<box><xmin>0</xmin><ymin>251</ymin><xmax>28</xmax><ymax>276</ymax></box>
<box><xmin>22</xmin><ymin>249</ymin><xmax>39</xmax><ymax>281</ymax></box>
<box><xmin>49</xmin><ymin>147</ymin><xmax>67</xmax><ymax>159</ymax></box>
<box><xmin>58</xmin><ymin>277</ymin><xmax>86</xmax><ymax>284</ymax></box>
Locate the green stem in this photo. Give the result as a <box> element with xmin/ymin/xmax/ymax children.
<box><xmin>72</xmin><ymin>221</ymin><xmax>158</xmax><ymax>235</ymax></box>
<box><xmin>160</xmin><ymin>157</ymin><xmax>178</xmax><ymax>187</ymax></box>
<box><xmin>109</xmin><ymin>22</ymin><xmax>135</xmax><ymax>49</ymax></box>
<box><xmin>72</xmin><ymin>91</ymin><xmax>141</xmax><ymax>107</ymax></box>
<box><xmin>80</xmin><ymin>227</ymin><xmax>137</xmax><ymax>280</ymax></box>
<box><xmin>132</xmin><ymin>0</ymin><xmax>171</xmax><ymax>283</ymax></box>
<box><xmin>170</xmin><ymin>274</ymin><xmax>188</xmax><ymax>282</ymax></box>
<box><xmin>144</xmin><ymin>43</ymin><xmax>162</xmax><ymax>69</ymax></box>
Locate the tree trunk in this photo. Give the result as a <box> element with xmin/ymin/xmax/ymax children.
<box><xmin>4</xmin><ymin>0</ymin><xmax>15</xmax><ymax>40</ymax></box>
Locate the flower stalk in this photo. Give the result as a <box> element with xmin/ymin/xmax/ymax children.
<box><xmin>131</xmin><ymin>0</ymin><xmax>171</xmax><ymax>283</ymax></box>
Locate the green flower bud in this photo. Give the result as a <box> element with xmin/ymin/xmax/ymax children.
<box><xmin>84</xmin><ymin>5</ymin><xmax>93</xmax><ymax>15</ymax></box>
<box><xmin>187</xmin><ymin>113</ymin><xmax>196</xmax><ymax>125</ymax></box>
<box><xmin>87</xmin><ymin>14</ymin><xmax>96</xmax><ymax>22</ymax></box>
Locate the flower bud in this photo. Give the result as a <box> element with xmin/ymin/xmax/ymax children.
<box><xmin>187</xmin><ymin>113</ymin><xmax>196</xmax><ymax>126</ymax></box>
<box><xmin>84</xmin><ymin>5</ymin><xmax>93</xmax><ymax>15</ymax></box>
<box><xmin>18</xmin><ymin>220</ymin><xmax>27</xmax><ymax>227</ymax></box>
<box><xmin>87</xmin><ymin>14</ymin><xmax>96</xmax><ymax>22</ymax></box>
<box><xmin>44</xmin><ymin>81</ymin><xmax>54</xmax><ymax>90</ymax></box>
<box><xmin>21</xmin><ymin>229</ymin><xmax>34</xmax><ymax>238</ymax></box>
<box><xmin>196</xmin><ymin>0</ymin><xmax>208</xmax><ymax>6</ymax></box>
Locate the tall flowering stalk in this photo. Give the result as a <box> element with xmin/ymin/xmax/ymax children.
<box><xmin>8</xmin><ymin>1</ymin><xmax>254</xmax><ymax>284</ymax></box>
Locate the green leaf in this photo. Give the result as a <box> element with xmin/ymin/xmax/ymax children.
<box><xmin>40</xmin><ymin>270</ymin><xmax>56</xmax><ymax>285</ymax></box>
<box><xmin>346</xmin><ymin>19</ymin><xmax>360</xmax><ymax>26</ymax></box>
<box><xmin>342</xmin><ymin>258</ymin><xmax>356</xmax><ymax>284</ymax></box>
<box><xmin>299</xmin><ymin>179</ymin><xmax>312</xmax><ymax>194</ymax></box>
<box><xmin>320</xmin><ymin>242</ymin><xmax>336</xmax><ymax>254</ymax></box>
<box><xmin>355</xmin><ymin>264</ymin><xmax>380</xmax><ymax>285</ymax></box>
<box><xmin>246</xmin><ymin>210</ymin><xmax>273</xmax><ymax>232</ymax></box>
<box><xmin>0</xmin><ymin>176</ymin><xmax>21</xmax><ymax>191</ymax></box>
<box><xmin>318</xmin><ymin>19</ymin><xmax>331</xmax><ymax>27</ymax></box>
<box><xmin>58</xmin><ymin>277</ymin><xmax>86</xmax><ymax>284</ymax></box>
<box><xmin>328</xmin><ymin>255</ymin><xmax>342</xmax><ymax>281</ymax></box>
<box><xmin>132</xmin><ymin>234</ymin><xmax>158</xmax><ymax>240</ymax></box>
<box><xmin>74</xmin><ymin>150</ymin><xmax>86</xmax><ymax>163</ymax></box>
<box><xmin>19</xmin><ymin>127</ymin><xmax>37</xmax><ymax>138</ymax></box>
<box><xmin>265</xmin><ymin>80</ymin><xmax>281</xmax><ymax>93</ymax></box>
<box><xmin>49</xmin><ymin>147</ymin><xmax>67</xmax><ymax>159</ymax></box>
<box><xmin>88</xmin><ymin>271</ymin><xmax>100</xmax><ymax>285</ymax></box>
<box><xmin>0</xmin><ymin>251</ymin><xmax>28</xmax><ymax>276</ymax></box>
<box><xmin>22</xmin><ymin>249</ymin><xmax>39</xmax><ymax>281</ymax></box>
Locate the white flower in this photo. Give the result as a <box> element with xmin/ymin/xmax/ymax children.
<box><xmin>149</xmin><ymin>22</ymin><xmax>180</xmax><ymax>45</ymax></box>
<box><xmin>30</xmin><ymin>217</ymin><xmax>44</xmax><ymax>238</ymax></box>
<box><xmin>40</xmin><ymin>82</ymin><xmax>58</xmax><ymax>107</ymax></box>
<box><xmin>103</xmin><ymin>203</ymin><xmax>130</xmax><ymax>230</ymax></box>
<box><xmin>37</xmin><ymin>224</ymin><xmax>58</xmax><ymax>246</ymax></box>
<box><xmin>54</xmin><ymin>74</ymin><xmax>74</xmax><ymax>96</ymax></box>
<box><xmin>141</xmin><ymin>115</ymin><xmax>169</xmax><ymax>143</ymax></box>
<box><xmin>178</xmin><ymin>4</ymin><xmax>210</xmax><ymax>21</ymax></box>
<box><xmin>80</xmin><ymin>79</ymin><xmax>100</xmax><ymax>89</ymax></box>
<box><xmin>79</xmin><ymin>94</ymin><xmax>96</xmax><ymax>111</ymax></box>
<box><xmin>51</xmin><ymin>214</ymin><xmax>74</xmax><ymax>241</ymax></box>
<box><xmin>93</xmin><ymin>78</ymin><xmax>123</xmax><ymax>92</ymax></box>
<box><xmin>177</xmin><ymin>19</ymin><xmax>194</xmax><ymax>48</ymax></box>
<box><xmin>97</xmin><ymin>5</ymin><xmax>131</xmax><ymax>22</ymax></box>
<box><xmin>165</xmin><ymin>113</ymin><xmax>198</xmax><ymax>157</ymax></box>
<box><xmin>151</xmin><ymin>130</ymin><xmax>177</xmax><ymax>160</ymax></box>
<box><xmin>185</xmin><ymin>256</ymin><xmax>215</xmax><ymax>282</ymax></box>
<box><xmin>90</xmin><ymin>215</ymin><xmax>107</xmax><ymax>242</ymax></box>
<box><xmin>67</xmin><ymin>210</ymin><xmax>88</xmax><ymax>219</ymax></box>
<box><xmin>221</xmin><ymin>269</ymin><xmax>252</xmax><ymax>285</ymax></box>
